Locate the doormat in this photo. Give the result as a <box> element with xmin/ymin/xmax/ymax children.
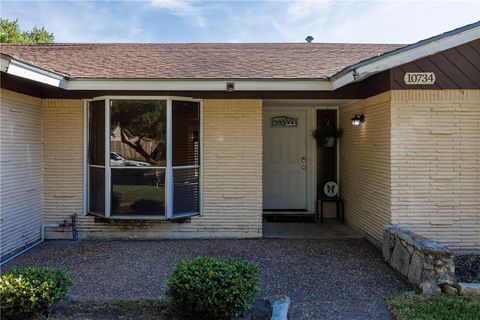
<box><xmin>264</xmin><ymin>215</ymin><xmax>315</xmax><ymax>223</ymax></box>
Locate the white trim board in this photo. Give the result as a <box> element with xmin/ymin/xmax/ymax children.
<box><xmin>1</xmin><ymin>55</ymin><xmax>66</xmax><ymax>88</ymax></box>
<box><xmin>65</xmin><ymin>79</ymin><xmax>332</xmax><ymax>91</ymax></box>
<box><xmin>331</xmin><ymin>23</ymin><xmax>480</xmax><ymax>89</ymax></box>
<box><xmin>82</xmin><ymin>100</ymin><xmax>89</xmax><ymax>215</ymax></box>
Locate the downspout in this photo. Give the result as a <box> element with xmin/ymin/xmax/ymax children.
<box><xmin>0</xmin><ymin>214</ymin><xmax>77</xmax><ymax>266</ymax></box>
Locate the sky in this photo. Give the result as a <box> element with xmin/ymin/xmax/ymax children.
<box><xmin>1</xmin><ymin>0</ymin><xmax>479</xmax><ymax>44</ymax></box>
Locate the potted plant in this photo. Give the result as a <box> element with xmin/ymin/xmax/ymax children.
<box><xmin>313</xmin><ymin>119</ymin><xmax>342</xmax><ymax>147</ymax></box>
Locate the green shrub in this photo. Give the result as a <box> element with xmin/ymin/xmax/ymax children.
<box><xmin>0</xmin><ymin>266</ymin><xmax>72</xmax><ymax>319</ymax></box>
<box><xmin>166</xmin><ymin>257</ymin><xmax>261</xmax><ymax>319</ymax></box>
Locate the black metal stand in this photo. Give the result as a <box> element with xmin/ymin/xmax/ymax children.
<box><xmin>316</xmin><ymin>196</ymin><xmax>344</xmax><ymax>223</ymax></box>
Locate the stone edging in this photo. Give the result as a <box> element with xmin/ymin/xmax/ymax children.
<box><xmin>383</xmin><ymin>224</ymin><xmax>455</xmax><ymax>296</ymax></box>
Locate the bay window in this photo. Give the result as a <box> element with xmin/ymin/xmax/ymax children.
<box><xmin>87</xmin><ymin>98</ymin><xmax>201</xmax><ymax>219</ymax></box>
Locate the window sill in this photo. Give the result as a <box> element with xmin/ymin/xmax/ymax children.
<box><xmin>88</xmin><ymin>212</ymin><xmax>200</xmax><ymax>222</ymax></box>
<box><xmin>88</xmin><ymin>212</ymin><xmax>167</xmax><ymax>221</ymax></box>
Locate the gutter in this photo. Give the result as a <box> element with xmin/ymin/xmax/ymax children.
<box><xmin>1</xmin><ymin>53</ymin><xmax>331</xmax><ymax>91</ymax></box>
<box><xmin>1</xmin><ymin>54</ymin><xmax>66</xmax><ymax>88</ymax></box>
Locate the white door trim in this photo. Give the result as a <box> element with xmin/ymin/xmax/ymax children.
<box><xmin>263</xmin><ymin>106</ymin><xmax>316</xmax><ymax>213</ymax></box>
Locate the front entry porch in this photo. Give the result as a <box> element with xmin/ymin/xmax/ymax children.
<box><xmin>263</xmin><ymin>218</ymin><xmax>362</xmax><ymax>239</ymax></box>
<box><xmin>262</xmin><ymin>100</ymin><xmax>347</xmax><ymax>227</ymax></box>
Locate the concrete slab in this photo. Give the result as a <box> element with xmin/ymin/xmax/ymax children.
<box><xmin>459</xmin><ymin>283</ymin><xmax>480</xmax><ymax>296</ymax></box>
<box><xmin>263</xmin><ymin>218</ymin><xmax>362</xmax><ymax>239</ymax></box>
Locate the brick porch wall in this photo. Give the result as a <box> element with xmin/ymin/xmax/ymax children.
<box><xmin>339</xmin><ymin>92</ymin><xmax>392</xmax><ymax>246</ymax></box>
<box><xmin>341</xmin><ymin>90</ymin><xmax>480</xmax><ymax>250</ymax></box>
<box><xmin>390</xmin><ymin>90</ymin><xmax>480</xmax><ymax>250</ymax></box>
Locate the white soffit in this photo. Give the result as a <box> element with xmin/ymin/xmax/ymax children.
<box><xmin>4</xmin><ymin>58</ymin><xmax>66</xmax><ymax>88</ymax></box>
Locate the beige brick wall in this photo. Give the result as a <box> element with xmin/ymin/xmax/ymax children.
<box><xmin>42</xmin><ymin>99</ymin><xmax>84</xmax><ymax>233</ymax></box>
<box><xmin>0</xmin><ymin>89</ymin><xmax>43</xmax><ymax>258</ymax></box>
<box><xmin>42</xmin><ymin>98</ymin><xmax>263</xmax><ymax>239</ymax></box>
<box><xmin>339</xmin><ymin>92</ymin><xmax>392</xmax><ymax>245</ymax></box>
<box><xmin>341</xmin><ymin>90</ymin><xmax>480</xmax><ymax>250</ymax></box>
<box><xmin>11</xmin><ymin>88</ymin><xmax>477</xmax><ymax>249</ymax></box>
<box><xmin>391</xmin><ymin>90</ymin><xmax>480</xmax><ymax>250</ymax></box>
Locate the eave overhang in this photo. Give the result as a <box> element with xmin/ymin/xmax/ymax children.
<box><xmin>1</xmin><ymin>54</ymin><xmax>66</xmax><ymax>88</ymax></box>
<box><xmin>1</xmin><ymin>21</ymin><xmax>478</xmax><ymax>93</ymax></box>
<box><xmin>330</xmin><ymin>21</ymin><xmax>480</xmax><ymax>89</ymax></box>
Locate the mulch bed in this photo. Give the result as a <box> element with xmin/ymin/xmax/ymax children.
<box><xmin>39</xmin><ymin>298</ymin><xmax>271</xmax><ymax>320</ymax></box>
<box><xmin>455</xmin><ymin>254</ymin><xmax>480</xmax><ymax>283</ymax></box>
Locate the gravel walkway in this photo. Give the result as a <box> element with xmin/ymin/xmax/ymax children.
<box><xmin>3</xmin><ymin>239</ymin><xmax>411</xmax><ymax>320</ymax></box>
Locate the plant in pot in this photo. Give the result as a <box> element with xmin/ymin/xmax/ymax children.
<box><xmin>313</xmin><ymin>119</ymin><xmax>342</xmax><ymax>147</ymax></box>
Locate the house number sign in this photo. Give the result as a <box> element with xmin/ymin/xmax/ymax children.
<box><xmin>271</xmin><ymin>116</ymin><xmax>298</xmax><ymax>127</ymax></box>
<box><xmin>404</xmin><ymin>72</ymin><xmax>436</xmax><ymax>85</ymax></box>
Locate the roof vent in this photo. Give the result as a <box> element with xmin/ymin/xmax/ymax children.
<box><xmin>305</xmin><ymin>36</ymin><xmax>314</xmax><ymax>43</ymax></box>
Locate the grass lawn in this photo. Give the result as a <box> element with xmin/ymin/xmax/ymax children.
<box><xmin>113</xmin><ymin>184</ymin><xmax>165</xmax><ymax>203</ymax></box>
<box><xmin>386</xmin><ymin>294</ymin><xmax>480</xmax><ymax>320</ymax></box>
<box><xmin>111</xmin><ymin>184</ymin><xmax>165</xmax><ymax>215</ymax></box>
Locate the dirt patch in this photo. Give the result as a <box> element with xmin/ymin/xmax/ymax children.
<box><xmin>30</xmin><ymin>299</ymin><xmax>271</xmax><ymax>320</ymax></box>
<box><xmin>49</xmin><ymin>300</ymin><xmax>180</xmax><ymax>320</ymax></box>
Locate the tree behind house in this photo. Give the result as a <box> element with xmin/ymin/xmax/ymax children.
<box><xmin>0</xmin><ymin>18</ymin><xmax>54</xmax><ymax>43</ymax></box>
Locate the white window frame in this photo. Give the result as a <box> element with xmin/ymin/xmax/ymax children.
<box><xmin>83</xmin><ymin>96</ymin><xmax>203</xmax><ymax>220</ymax></box>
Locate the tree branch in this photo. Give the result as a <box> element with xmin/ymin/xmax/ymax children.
<box><xmin>120</xmin><ymin>129</ymin><xmax>151</xmax><ymax>163</ymax></box>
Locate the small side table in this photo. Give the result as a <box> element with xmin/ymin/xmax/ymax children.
<box><xmin>316</xmin><ymin>196</ymin><xmax>344</xmax><ymax>223</ymax></box>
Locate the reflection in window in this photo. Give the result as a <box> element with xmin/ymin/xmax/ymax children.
<box><xmin>88</xmin><ymin>99</ymin><xmax>200</xmax><ymax>218</ymax></box>
<box><xmin>111</xmin><ymin>169</ymin><xmax>165</xmax><ymax>216</ymax></box>
<box><xmin>173</xmin><ymin>100</ymin><xmax>200</xmax><ymax>166</ymax></box>
<box><xmin>110</xmin><ymin>100</ymin><xmax>166</xmax><ymax>167</ymax></box>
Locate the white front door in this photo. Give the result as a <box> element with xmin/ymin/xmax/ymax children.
<box><xmin>263</xmin><ymin>110</ymin><xmax>307</xmax><ymax>210</ymax></box>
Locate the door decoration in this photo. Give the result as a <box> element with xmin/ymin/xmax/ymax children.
<box><xmin>324</xmin><ymin>181</ymin><xmax>339</xmax><ymax>197</ymax></box>
<box><xmin>271</xmin><ymin>116</ymin><xmax>298</xmax><ymax>127</ymax></box>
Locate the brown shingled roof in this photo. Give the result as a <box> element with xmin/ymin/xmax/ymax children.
<box><xmin>0</xmin><ymin>43</ymin><xmax>405</xmax><ymax>79</ymax></box>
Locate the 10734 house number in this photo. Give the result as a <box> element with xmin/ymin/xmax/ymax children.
<box><xmin>404</xmin><ymin>72</ymin><xmax>436</xmax><ymax>85</ymax></box>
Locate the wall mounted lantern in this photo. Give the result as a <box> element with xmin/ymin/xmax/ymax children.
<box><xmin>351</xmin><ymin>114</ymin><xmax>365</xmax><ymax>126</ymax></box>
